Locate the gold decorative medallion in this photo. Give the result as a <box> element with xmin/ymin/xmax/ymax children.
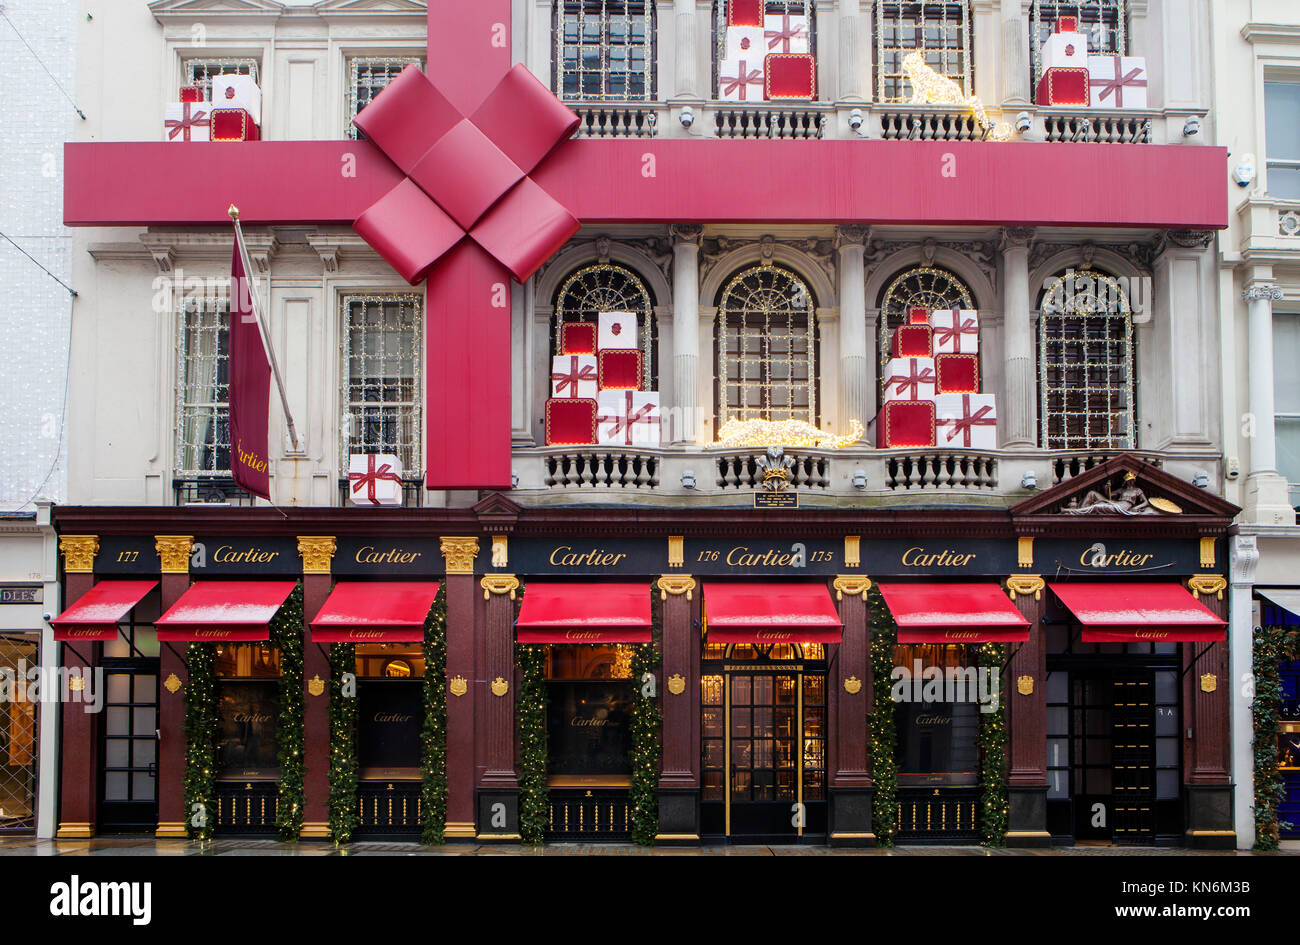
<box><xmin>667</xmin><ymin>673</ymin><xmax>686</xmax><ymax>696</ymax></box>
<box><xmin>1148</xmin><ymin>496</ymin><xmax>1183</xmax><ymax>514</ymax></box>
<box><xmin>1017</xmin><ymin>675</ymin><xmax>1034</xmax><ymax>696</ymax></box>
<box><xmin>449</xmin><ymin>675</ymin><xmax>468</xmax><ymax>697</ymax></box>
<box><xmin>833</xmin><ymin>575</ymin><xmax>872</xmax><ymax>601</ymax></box>
<box><xmin>843</xmin><ymin>675</ymin><xmax>863</xmax><ymax>695</ymax></box>
<box><xmin>481</xmin><ymin>574</ymin><xmax>520</xmax><ymax>600</ymax></box>
<box><xmin>59</xmin><ymin>535</ymin><xmax>100</xmax><ymax>574</ymax></box>
<box><xmin>667</xmin><ymin>536</ymin><xmax>684</xmax><ymax>569</ymax></box>
<box><xmin>297</xmin><ymin>536</ymin><xmax>337</xmax><ymax>575</ymax></box>
<box><xmin>307</xmin><ymin>675</ymin><xmax>326</xmax><ymax>697</ymax></box>
<box><xmin>69</xmin><ymin>675</ymin><xmax>85</xmax><ymax>692</ymax></box>
<box><xmin>491</xmin><ymin>536</ymin><xmax>508</xmax><ymax>568</ymax></box>
<box><xmin>1017</xmin><ymin>536</ymin><xmax>1034</xmax><ymax>569</ymax></box>
<box><xmin>1006</xmin><ymin>574</ymin><xmax>1045</xmax><ymax>602</ymax></box>
<box><xmin>163</xmin><ymin>673</ymin><xmax>183</xmax><ymax>694</ymax></box>
<box><xmin>844</xmin><ymin>536</ymin><xmax>861</xmax><ymax>569</ymax></box>
<box><xmin>491</xmin><ymin>676</ymin><xmax>509</xmax><ymax>697</ymax></box>
<box><xmin>154</xmin><ymin>535</ymin><xmax>193</xmax><ymax>574</ymax></box>
<box><xmin>657</xmin><ymin>575</ymin><xmax>696</xmax><ymax>600</ymax></box>
<box><xmin>1187</xmin><ymin>574</ymin><xmax>1228</xmax><ymax>601</ymax></box>
<box><xmin>440</xmin><ymin>536</ymin><xmax>480</xmax><ymax>575</ymax></box>
<box><xmin>1200</xmin><ymin>673</ymin><xmax>1217</xmax><ymax>694</ymax></box>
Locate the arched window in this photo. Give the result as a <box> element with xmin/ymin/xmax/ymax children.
<box><xmin>1029</xmin><ymin>1</ymin><xmax>1128</xmax><ymax>89</ymax></box>
<box><xmin>552</xmin><ymin>263</ymin><xmax>657</xmax><ymax>389</ymax></box>
<box><xmin>876</xmin><ymin>264</ymin><xmax>974</xmax><ymax>391</ymax></box>
<box><xmin>554</xmin><ymin>1</ymin><xmax>655</xmax><ymax>101</ymax></box>
<box><xmin>715</xmin><ymin>263</ymin><xmax>818</xmax><ymax>428</ymax></box>
<box><xmin>711</xmin><ymin>2</ymin><xmax>817</xmax><ymax>99</ymax></box>
<box><xmin>874</xmin><ymin>1</ymin><xmax>973</xmax><ymax>102</ymax></box>
<box><xmin>1037</xmin><ymin>269</ymin><xmax>1135</xmax><ymax>450</ymax></box>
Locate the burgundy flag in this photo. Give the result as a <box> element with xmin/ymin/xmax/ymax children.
<box><xmin>229</xmin><ymin>236</ymin><xmax>271</xmax><ymax>499</ymax></box>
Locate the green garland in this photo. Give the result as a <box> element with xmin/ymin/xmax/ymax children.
<box><xmin>517</xmin><ymin>583</ymin><xmax>549</xmax><ymax>844</ymax></box>
<box><xmin>182</xmin><ymin>641</ymin><xmax>216</xmax><ymax>841</ymax></box>
<box><xmin>271</xmin><ymin>583</ymin><xmax>305</xmax><ymax>842</ymax></box>
<box><xmin>977</xmin><ymin>642</ymin><xmax>1008</xmax><ymax>847</ymax></box>
<box><xmin>1253</xmin><ymin>625</ymin><xmax>1289</xmax><ymax>850</ymax></box>
<box><xmin>628</xmin><ymin>582</ymin><xmax>663</xmax><ymax>845</ymax></box>
<box><xmin>327</xmin><ymin>642</ymin><xmax>358</xmax><ymax>844</ymax></box>
<box><xmin>421</xmin><ymin>585</ymin><xmax>449</xmax><ymax>844</ymax></box>
<box><xmin>867</xmin><ymin>584</ymin><xmax>898</xmax><ymax>847</ymax></box>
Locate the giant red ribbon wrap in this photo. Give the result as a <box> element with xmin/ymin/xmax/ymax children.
<box><xmin>940</xmin><ymin>395</ymin><xmax>996</xmax><ymax>447</ymax></box>
<box><xmin>886</xmin><ymin>361</ymin><xmax>936</xmax><ymax>400</ymax></box>
<box><xmin>165</xmin><ymin>103</ymin><xmax>209</xmax><ymax>141</ymax></box>
<box><xmin>349</xmin><ymin>454</ymin><xmax>403</xmax><ymax>505</ymax></box>
<box><xmin>1095</xmin><ymin>55</ymin><xmax>1147</xmax><ymax>107</ymax></box>
<box><xmin>598</xmin><ymin>391</ymin><xmax>657</xmax><ymax>446</ymax></box>
<box><xmin>551</xmin><ymin>355</ymin><xmax>597</xmax><ymax>396</ymax></box>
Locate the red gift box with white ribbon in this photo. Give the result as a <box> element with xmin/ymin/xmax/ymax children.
<box><xmin>545</xmin><ymin>398</ymin><xmax>598</xmax><ymax>446</ymax></box>
<box><xmin>889</xmin><ymin>324</ymin><xmax>933</xmax><ymax>359</ymax></box>
<box><xmin>935</xmin><ymin>393</ymin><xmax>998</xmax><ymax>450</ymax></box>
<box><xmin>560</xmin><ymin>322</ymin><xmax>596</xmax><ymax>355</ymax></box>
<box><xmin>931</xmin><ymin>309</ymin><xmax>979</xmax><ymax>354</ymax></box>
<box><xmin>875</xmin><ymin>400</ymin><xmax>936</xmax><ymax>448</ymax></box>
<box><xmin>764</xmin><ymin>53</ymin><xmax>816</xmax><ymax>100</ymax></box>
<box><xmin>935</xmin><ymin>353</ymin><xmax>981</xmax><ymax>394</ymax></box>
<box><xmin>597</xmin><ymin>390</ymin><xmax>661</xmax><ymax>448</ymax></box>
<box><xmin>597</xmin><ymin>349</ymin><xmax>644</xmax><ymax>391</ymax></box>
<box><xmin>550</xmin><ymin>354</ymin><xmax>597</xmax><ymax>399</ymax></box>
<box><xmin>882</xmin><ymin>357</ymin><xmax>936</xmax><ymax>404</ymax></box>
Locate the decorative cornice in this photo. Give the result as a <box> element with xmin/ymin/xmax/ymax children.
<box><xmin>1187</xmin><ymin>574</ymin><xmax>1228</xmax><ymax>600</ymax></box>
<box><xmin>297</xmin><ymin>536</ymin><xmax>337</xmax><ymax>575</ymax></box>
<box><xmin>439</xmin><ymin>536</ymin><xmax>480</xmax><ymax>575</ymax></box>
<box><xmin>154</xmin><ymin>535</ymin><xmax>193</xmax><ymax>574</ymax></box>
<box><xmin>60</xmin><ymin>535</ymin><xmax>99</xmax><ymax>574</ymax></box>
<box><xmin>833</xmin><ymin>575</ymin><xmax>872</xmax><ymax>601</ymax></box>
<box><xmin>699</xmin><ymin>233</ymin><xmax>837</xmax><ymax>286</ymax></box>
<box><xmin>657</xmin><ymin>575</ymin><xmax>697</xmax><ymax>600</ymax></box>
<box><xmin>1243</xmin><ymin>283</ymin><xmax>1284</xmax><ymax>302</ymax></box>
<box><xmin>1152</xmin><ymin>229</ymin><xmax>1215</xmax><ymax>255</ymax></box>
<box><xmin>1006</xmin><ymin>574</ymin><xmax>1045</xmax><ymax>601</ymax></box>
<box><xmin>481</xmin><ymin>574</ymin><xmax>520</xmax><ymax>600</ymax></box>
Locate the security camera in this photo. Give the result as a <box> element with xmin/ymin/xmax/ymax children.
<box><xmin>851</xmin><ymin>468</ymin><xmax>867</xmax><ymax>488</ymax></box>
<box><xmin>43</xmin><ymin>613</ymin><xmax>53</xmax><ymax>623</ymax></box>
<box><xmin>1015</xmin><ymin>111</ymin><xmax>1032</xmax><ymax>134</ymax></box>
<box><xmin>679</xmin><ymin>106</ymin><xmax>694</xmax><ymax>129</ymax></box>
<box><xmin>1192</xmin><ymin>470</ymin><xmax>1210</xmax><ymax>489</ymax></box>
<box><xmin>1183</xmin><ymin>116</ymin><xmax>1201</xmax><ymax>137</ymax></box>
<box><xmin>1021</xmin><ymin>470</ymin><xmax>1037</xmax><ymax>490</ymax></box>
<box><xmin>680</xmin><ymin>469</ymin><xmax>697</xmax><ymax>490</ymax></box>
<box><xmin>848</xmin><ymin>108</ymin><xmax>863</xmax><ymax>131</ymax></box>
<box><xmin>1233</xmin><ymin>155</ymin><xmax>1256</xmax><ymax>188</ymax></box>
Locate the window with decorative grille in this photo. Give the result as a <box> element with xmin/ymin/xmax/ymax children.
<box><xmin>874</xmin><ymin>1</ymin><xmax>973</xmax><ymax>102</ymax></box>
<box><xmin>715</xmin><ymin>264</ymin><xmax>818</xmax><ymax>428</ymax></box>
<box><xmin>1029</xmin><ymin>1</ymin><xmax>1127</xmax><ymax>89</ymax></box>
<box><xmin>346</xmin><ymin>57</ymin><xmax>423</xmax><ymax>139</ymax></box>
<box><xmin>1037</xmin><ymin>269</ymin><xmax>1135</xmax><ymax>451</ymax></box>
<box><xmin>552</xmin><ymin>263</ymin><xmax>657</xmax><ymax>388</ymax></box>
<box><xmin>183</xmin><ymin>58</ymin><xmax>260</xmax><ymax>103</ymax></box>
<box><xmin>876</xmin><ymin>265</ymin><xmax>974</xmax><ymax>394</ymax></box>
<box><xmin>340</xmin><ymin>295</ymin><xmax>423</xmax><ymax>478</ymax></box>
<box><xmin>554</xmin><ymin>1</ymin><xmax>655</xmax><ymax>101</ymax></box>
<box><xmin>0</xmin><ymin>633</ymin><xmax>38</xmax><ymax>832</ymax></box>
<box><xmin>710</xmin><ymin>1</ymin><xmax>816</xmax><ymax>98</ymax></box>
<box><xmin>176</xmin><ymin>290</ymin><xmax>232</xmax><ymax>475</ymax></box>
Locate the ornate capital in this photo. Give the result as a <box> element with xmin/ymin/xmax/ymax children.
<box><xmin>440</xmin><ymin>536</ymin><xmax>480</xmax><ymax>575</ymax></box>
<box><xmin>1187</xmin><ymin>574</ymin><xmax>1228</xmax><ymax>601</ymax></box>
<box><xmin>667</xmin><ymin>536</ymin><xmax>684</xmax><ymax>569</ymax></box>
<box><xmin>59</xmin><ymin>535</ymin><xmax>99</xmax><ymax>574</ymax></box>
<box><xmin>833</xmin><ymin>575</ymin><xmax>872</xmax><ymax>601</ymax></box>
<box><xmin>669</xmin><ymin>224</ymin><xmax>703</xmax><ymax>246</ymax></box>
<box><xmin>657</xmin><ymin>575</ymin><xmax>697</xmax><ymax>600</ymax></box>
<box><xmin>1243</xmin><ymin>283</ymin><xmax>1283</xmax><ymax>302</ymax></box>
<box><xmin>153</xmin><ymin>535</ymin><xmax>193</xmax><ymax>574</ymax></box>
<box><xmin>1006</xmin><ymin>574</ymin><xmax>1045</xmax><ymax>601</ymax></box>
<box><xmin>999</xmin><ymin>226</ymin><xmax>1035</xmax><ymax>250</ymax></box>
<box><xmin>1231</xmin><ymin>534</ymin><xmax>1260</xmax><ymax>586</ymax></box>
<box><xmin>835</xmin><ymin>225</ymin><xmax>868</xmax><ymax>248</ymax></box>
<box><xmin>844</xmin><ymin>536</ymin><xmax>861</xmax><ymax>569</ymax></box>
<box><xmin>1165</xmin><ymin>229</ymin><xmax>1215</xmax><ymax>250</ymax></box>
<box><xmin>481</xmin><ymin>574</ymin><xmax>520</xmax><ymax>600</ymax></box>
<box><xmin>297</xmin><ymin>536</ymin><xmax>337</xmax><ymax>575</ymax></box>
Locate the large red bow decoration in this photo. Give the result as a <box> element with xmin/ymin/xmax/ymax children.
<box><xmin>352</xmin><ymin>64</ymin><xmax>581</xmax><ymax>285</ymax></box>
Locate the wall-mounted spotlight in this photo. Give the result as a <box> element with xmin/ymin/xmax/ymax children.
<box><xmin>679</xmin><ymin>106</ymin><xmax>694</xmax><ymax>129</ymax></box>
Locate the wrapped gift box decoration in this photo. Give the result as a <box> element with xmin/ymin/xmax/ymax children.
<box><xmin>883</xmin><ymin>357</ymin><xmax>936</xmax><ymax>404</ymax></box>
<box><xmin>876</xmin><ymin>400</ymin><xmax>936</xmax><ymax>449</ymax></box>
<box><xmin>179</xmin><ymin>86</ymin><xmax>203</xmax><ymax>103</ymax></box>
<box><xmin>935</xmin><ymin>393</ymin><xmax>998</xmax><ymax>449</ymax></box>
<box><xmin>545</xmin><ymin>398</ymin><xmax>598</xmax><ymax>446</ymax></box>
<box><xmin>763</xmin><ymin>13</ymin><xmax>810</xmax><ymax>54</ymax></box>
<box><xmin>597</xmin><ymin>390</ymin><xmax>661</xmax><ymax>448</ymax></box>
<box><xmin>560</xmin><ymin>322</ymin><xmax>597</xmax><ymax>355</ymax></box>
<box><xmin>720</xmin><ymin>57</ymin><xmax>765</xmax><ymax>101</ymax></box>
<box><xmin>1088</xmin><ymin>56</ymin><xmax>1148</xmax><ymax>109</ymax></box>
<box><xmin>935</xmin><ymin>353</ymin><xmax>981</xmax><ymax>393</ymax></box>
<box><xmin>164</xmin><ymin>103</ymin><xmax>210</xmax><ymax>142</ymax></box>
<box><xmin>907</xmin><ymin>307</ymin><xmax>930</xmax><ymax>325</ymax></box>
<box><xmin>931</xmin><ymin>309</ymin><xmax>979</xmax><ymax>354</ymax></box>
<box><xmin>347</xmin><ymin>453</ymin><xmax>403</xmax><ymax>507</ymax></box>
<box><xmin>727</xmin><ymin>0</ymin><xmax>764</xmax><ymax>27</ymax></box>
<box><xmin>597</xmin><ymin>349</ymin><xmax>644</xmax><ymax>391</ymax></box>
<box><xmin>725</xmin><ymin>26</ymin><xmax>766</xmax><ymax>62</ymax></box>
<box><xmin>210</xmin><ymin>107</ymin><xmax>261</xmax><ymax>141</ymax></box>
<box><xmin>551</xmin><ymin>354</ymin><xmax>597</xmax><ymax>399</ymax></box>
<box><xmin>1041</xmin><ymin>31</ymin><xmax>1088</xmax><ymax>71</ymax></box>
<box><xmin>1036</xmin><ymin>68</ymin><xmax>1089</xmax><ymax>106</ymax></box>
<box><xmin>598</xmin><ymin>311</ymin><xmax>639</xmax><ymax>351</ymax></box>
<box><xmin>889</xmin><ymin>324</ymin><xmax>933</xmax><ymax>359</ymax></box>
<box><xmin>211</xmin><ymin>74</ymin><xmax>262</xmax><ymax>126</ymax></box>
<box><xmin>764</xmin><ymin>53</ymin><xmax>817</xmax><ymax>100</ymax></box>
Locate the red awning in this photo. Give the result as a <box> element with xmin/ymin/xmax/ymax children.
<box><xmin>310</xmin><ymin>581</ymin><xmax>441</xmax><ymax>643</ymax></box>
<box><xmin>515</xmin><ymin>582</ymin><xmax>651</xmax><ymax>644</ymax></box>
<box><xmin>703</xmin><ymin>583</ymin><xmax>842</xmax><ymax>645</ymax></box>
<box><xmin>878</xmin><ymin>583</ymin><xmax>1030</xmax><ymax>644</ymax></box>
<box><xmin>50</xmin><ymin>580</ymin><xmax>158</xmax><ymax>642</ymax></box>
<box><xmin>154</xmin><ymin>580</ymin><xmax>298</xmax><ymax>642</ymax></box>
<box><xmin>1049</xmin><ymin>582</ymin><xmax>1227</xmax><ymax>643</ymax></box>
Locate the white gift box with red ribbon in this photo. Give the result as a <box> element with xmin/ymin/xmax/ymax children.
<box><xmin>934</xmin><ymin>394</ymin><xmax>998</xmax><ymax>450</ymax></box>
<box><xmin>725</xmin><ymin>26</ymin><xmax>766</xmax><ymax>62</ymax></box>
<box><xmin>347</xmin><ymin>453</ymin><xmax>403</xmax><ymax>506</ymax></box>
<box><xmin>164</xmin><ymin>102</ymin><xmax>210</xmax><ymax>142</ymax></box>
<box><xmin>1041</xmin><ymin>31</ymin><xmax>1088</xmax><ymax>71</ymax></box>
<box><xmin>598</xmin><ymin>311</ymin><xmax>639</xmax><ymax>351</ymax></box>
<box><xmin>211</xmin><ymin>74</ymin><xmax>262</xmax><ymax>126</ymax></box>
<box><xmin>763</xmin><ymin>13</ymin><xmax>810</xmax><ymax>54</ymax></box>
<box><xmin>1088</xmin><ymin>55</ymin><xmax>1148</xmax><ymax>109</ymax></box>
<box><xmin>882</xmin><ymin>357</ymin><xmax>936</xmax><ymax>404</ymax></box>
<box><xmin>550</xmin><ymin>354</ymin><xmax>598</xmax><ymax>399</ymax></box>
<box><xmin>720</xmin><ymin>56</ymin><xmax>765</xmax><ymax>101</ymax></box>
<box><xmin>931</xmin><ymin>309</ymin><xmax>980</xmax><ymax>355</ymax></box>
<box><xmin>596</xmin><ymin>390</ymin><xmax>661</xmax><ymax>448</ymax></box>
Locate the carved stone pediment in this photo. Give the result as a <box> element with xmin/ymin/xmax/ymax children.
<box><xmin>1011</xmin><ymin>455</ymin><xmax>1238</xmax><ymax>522</ymax></box>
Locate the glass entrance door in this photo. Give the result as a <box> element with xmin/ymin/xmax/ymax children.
<box><xmin>98</xmin><ymin>663</ymin><xmax>159</xmax><ymax>831</ymax></box>
<box><xmin>1070</xmin><ymin>671</ymin><xmax>1158</xmax><ymax>844</ymax></box>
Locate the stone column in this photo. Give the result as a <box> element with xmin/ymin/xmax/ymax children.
<box><xmin>656</xmin><ymin>573</ymin><xmax>700</xmax><ymax>843</ymax></box>
<box><xmin>1183</xmin><ymin>574</ymin><xmax>1234</xmax><ymax>849</ymax></box>
<box><xmin>999</xmin><ymin>0</ymin><xmax>1031</xmax><ymax>106</ymax></box>
<box><xmin>672</xmin><ymin>0</ymin><xmax>699</xmax><ymax>99</ymax></box>
<box><xmin>831</xmin><ymin>575</ymin><xmax>873</xmax><ymax>846</ymax></box>
<box><xmin>1228</xmin><ymin>534</ymin><xmax>1259</xmax><ymax>848</ymax></box>
<box><xmin>838</xmin><ymin>0</ymin><xmax>866</xmax><ymax>102</ymax></box>
<box><xmin>1005</xmin><ymin>572</ymin><xmax>1050</xmax><ymax>846</ymax></box>
<box><xmin>479</xmin><ymin>571</ymin><xmax>521</xmax><ymax>841</ymax></box>
<box><xmin>154</xmin><ymin>535</ymin><xmax>194</xmax><ymax>839</ymax></box>
<box><xmin>55</xmin><ymin>536</ymin><xmax>98</xmax><ymax>839</ymax></box>
<box><xmin>837</xmin><ymin>227</ymin><xmax>869</xmax><ymax>438</ymax></box>
<box><xmin>1243</xmin><ymin>282</ymin><xmax>1296</xmax><ymax>524</ymax></box>
<box><xmin>440</xmin><ymin>537</ymin><xmax>481</xmax><ymax>840</ymax></box>
<box><xmin>1000</xmin><ymin>227</ymin><xmax>1036</xmax><ymax>447</ymax></box>
<box><xmin>671</xmin><ymin>225</ymin><xmax>703</xmax><ymax>444</ymax></box>
<box><xmin>297</xmin><ymin>536</ymin><xmax>336</xmax><ymax>839</ymax></box>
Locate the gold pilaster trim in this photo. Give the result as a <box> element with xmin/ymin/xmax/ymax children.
<box><xmin>830</xmin><ymin>832</ymin><xmax>876</xmax><ymax>840</ymax></box>
<box><xmin>833</xmin><ymin>575</ymin><xmax>871</xmax><ymax>601</ymax></box>
<box><xmin>1200</xmin><ymin>537</ymin><xmax>1216</xmax><ymax>569</ymax></box>
<box><xmin>60</xmin><ymin>536</ymin><xmax>99</xmax><ymax>574</ymax></box>
<box><xmin>657</xmin><ymin>575</ymin><xmax>696</xmax><ymax>600</ymax></box>
<box><xmin>1187</xmin><ymin>574</ymin><xmax>1227</xmax><ymax>600</ymax></box>
<box><xmin>55</xmin><ymin>822</ymin><xmax>93</xmax><ymax>839</ymax></box>
<box><xmin>297</xmin><ymin>536</ymin><xmax>337</xmax><ymax>575</ymax></box>
<box><xmin>491</xmin><ymin>535</ymin><xmax>508</xmax><ymax>567</ymax></box>
<box><xmin>299</xmin><ymin>822</ymin><xmax>330</xmax><ymax>839</ymax></box>
<box><xmin>444</xmin><ymin>822</ymin><xmax>478</xmax><ymax>839</ymax></box>
<box><xmin>1006</xmin><ymin>574</ymin><xmax>1045</xmax><ymax>601</ymax></box>
<box><xmin>668</xmin><ymin>535</ymin><xmax>684</xmax><ymax>569</ymax></box>
<box><xmin>655</xmin><ymin>833</ymin><xmax>701</xmax><ymax>841</ymax></box>
<box><xmin>844</xmin><ymin>536</ymin><xmax>861</xmax><ymax>569</ymax></box>
<box><xmin>1017</xmin><ymin>536</ymin><xmax>1034</xmax><ymax>568</ymax></box>
<box><xmin>155</xmin><ymin>822</ymin><xmax>188</xmax><ymax>839</ymax></box>
<box><xmin>481</xmin><ymin>574</ymin><xmax>520</xmax><ymax>600</ymax></box>
<box><xmin>1004</xmin><ymin>830</ymin><xmax>1053</xmax><ymax>838</ymax></box>
<box><xmin>1185</xmin><ymin>829</ymin><xmax>1236</xmax><ymax>837</ymax></box>
<box><xmin>440</xmin><ymin>536</ymin><xmax>480</xmax><ymax>574</ymax></box>
<box><xmin>154</xmin><ymin>535</ymin><xmax>193</xmax><ymax>574</ymax></box>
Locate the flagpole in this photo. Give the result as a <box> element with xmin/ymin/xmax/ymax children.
<box><xmin>228</xmin><ymin>205</ymin><xmax>301</xmax><ymax>453</ymax></box>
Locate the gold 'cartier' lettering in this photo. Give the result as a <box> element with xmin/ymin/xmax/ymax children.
<box><xmin>1078</xmin><ymin>547</ymin><xmax>1158</xmax><ymax>568</ymax></box>
<box><xmin>213</xmin><ymin>545</ymin><xmax>280</xmax><ymax>564</ymax></box>
<box><xmin>900</xmin><ymin>547</ymin><xmax>977</xmax><ymax>568</ymax></box>
<box><xmin>354</xmin><ymin>545</ymin><xmax>423</xmax><ymax>565</ymax></box>
<box><xmin>548</xmin><ymin>546</ymin><xmax>628</xmax><ymax>567</ymax></box>
<box><xmin>725</xmin><ymin>547</ymin><xmax>796</xmax><ymax>567</ymax></box>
